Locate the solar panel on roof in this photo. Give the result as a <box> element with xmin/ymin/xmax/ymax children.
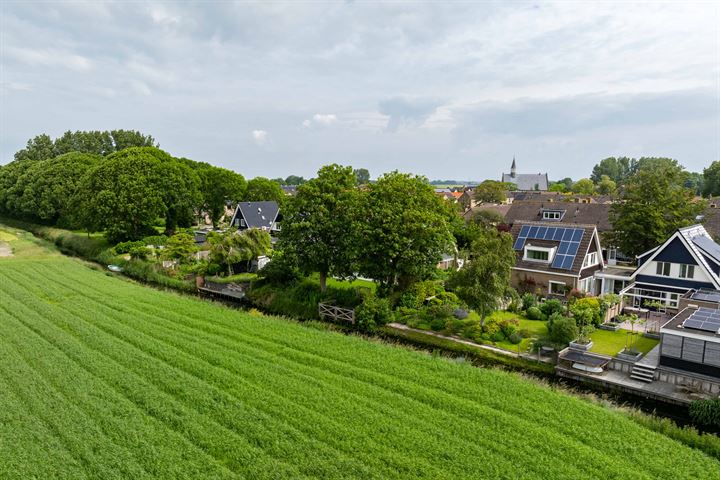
<box><xmin>692</xmin><ymin>289</ymin><xmax>720</xmax><ymax>303</ymax></box>
<box><xmin>515</xmin><ymin>225</ymin><xmax>585</xmax><ymax>270</ymax></box>
<box><xmin>572</xmin><ymin>229</ymin><xmax>583</xmax><ymax>242</ymax></box>
<box><xmin>693</xmin><ymin>235</ymin><xmax>720</xmax><ymax>264</ymax></box>
<box><xmin>683</xmin><ymin>319</ymin><xmax>705</xmax><ymax>330</ymax></box>
<box><xmin>683</xmin><ymin>308</ymin><xmax>720</xmax><ymax>332</ymax></box>
<box><xmin>553</xmin><ymin>229</ymin><xmax>563</xmax><ymax>240</ymax></box>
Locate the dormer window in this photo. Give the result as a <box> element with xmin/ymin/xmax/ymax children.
<box><xmin>541</xmin><ymin>210</ymin><xmax>564</xmax><ymax>220</ymax></box>
<box><xmin>524</xmin><ymin>245</ymin><xmax>555</xmax><ymax>263</ymax></box>
<box><xmin>240</xmin><ymin>219</ymin><xmax>246</xmax><ymax>227</ymax></box>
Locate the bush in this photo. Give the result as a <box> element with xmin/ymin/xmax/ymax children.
<box><xmin>521</xmin><ymin>293</ymin><xmax>536</xmax><ymax>311</ymax></box>
<box><xmin>257</xmin><ymin>251</ymin><xmax>301</xmax><ymax>285</ymax></box>
<box><xmin>508</xmin><ymin>332</ymin><xmax>523</xmax><ymax>344</ymax></box>
<box><xmin>571</xmin><ymin>297</ymin><xmax>602</xmax><ymax>326</ymax></box>
<box><xmin>114</xmin><ymin>240</ymin><xmax>145</xmax><ymax>255</ymax></box>
<box><xmin>142</xmin><ymin>234</ymin><xmax>168</xmax><ymax>247</ymax></box>
<box><xmin>540</xmin><ymin>299</ymin><xmax>564</xmax><ymax>317</ymax></box>
<box><xmin>547</xmin><ymin>315</ymin><xmax>578</xmax><ymax>346</ymax></box>
<box><xmin>525</xmin><ymin>306</ymin><xmax>545</xmax><ymax>321</ymax></box>
<box><xmin>490</xmin><ymin>331</ymin><xmax>505</xmax><ymax>342</ymax></box>
<box><xmin>499</xmin><ymin>319</ymin><xmax>518</xmax><ymax>338</ymax></box>
<box><xmin>355</xmin><ymin>296</ymin><xmax>393</xmax><ymax>333</ymax></box>
<box><xmin>690</xmin><ymin>399</ymin><xmax>720</xmax><ymax>428</ymax></box>
<box><xmin>128</xmin><ymin>246</ymin><xmax>152</xmax><ymax>260</ymax></box>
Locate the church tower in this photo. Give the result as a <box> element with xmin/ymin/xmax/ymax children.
<box><xmin>510</xmin><ymin>156</ymin><xmax>516</xmax><ymax>178</ymax></box>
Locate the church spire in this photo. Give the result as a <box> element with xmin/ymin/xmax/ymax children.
<box><xmin>511</xmin><ymin>155</ymin><xmax>516</xmax><ymax>178</ymax></box>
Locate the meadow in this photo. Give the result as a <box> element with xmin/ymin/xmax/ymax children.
<box><xmin>0</xmin><ymin>225</ymin><xmax>718</xmax><ymax>479</ymax></box>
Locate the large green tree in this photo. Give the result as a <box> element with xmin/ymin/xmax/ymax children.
<box><xmin>280</xmin><ymin>164</ymin><xmax>358</xmax><ymax>292</ymax></box>
<box><xmin>473</xmin><ymin>180</ymin><xmax>510</xmax><ymax>204</ymax></box>
<box><xmin>357</xmin><ymin>172</ymin><xmax>454</xmax><ymax>293</ymax></box>
<box><xmin>14</xmin><ymin>130</ymin><xmax>156</xmax><ymax>162</ymax></box>
<box><xmin>192</xmin><ymin>164</ymin><xmax>246</xmax><ymax>227</ymax></box>
<box><xmin>245</xmin><ymin>177</ymin><xmax>285</xmax><ymax>203</ymax></box>
<box><xmin>446</xmin><ymin>229</ymin><xmax>515</xmax><ymax>325</ymax></box>
<box><xmin>596</xmin><ymin>175</ymin><xmax>617</xmax><ymax>195</ymax></box>
<box><xmin>610</xmin><ymin>163</ymin><xmax>704</xmax><ymax>256</ymax></box>
<box><xmin>702</xmin><ymin>161</ymin><xmax>720</xmax><ymax>197</ymax></box>
<box><xmin>11</xmin><ymin>152</ymin><xmax>101</xmax><ymax>226</ymax></box>
<box><xmin>353</xmin><ymin>168</ymin><xmax>370</xmax><ymax>185</ymax></box>
<box><xmin>590</xmin><ymin>157</ymin><xmax>633</xmax><ymax>184</ymax></box>
<box><xmin>572</xmin><ymin>178</ymin><xmax>596</xmax><ymax>194</ymax></box>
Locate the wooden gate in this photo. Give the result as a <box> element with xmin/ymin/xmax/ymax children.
<box><xmin>318</xmin><ymin>303</ymin><xmax>355</xmax><ymax>325</ymax></box>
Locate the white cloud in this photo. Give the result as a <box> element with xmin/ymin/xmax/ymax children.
<box><xmin>302</xmin><ymin>114</ymin><xmax>339</xmax><ymax>128</ymax></box>
<box><xmin>252</xmin><ymin>130</ymin><xmax>268</xmax><ymax>145</ymax></box>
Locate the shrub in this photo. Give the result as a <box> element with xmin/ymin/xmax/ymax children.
<box><xmin>257</xmin><ymin>251</ymin><xmax>301</xmax><ymax>285</ymax></box>
<box><xmin>142</xmin><ymin>234</ymin><xmax>168</xmax><ymax>247</ymax></box>
<box><xmin>113</xmin><ymin>240</ymin><xmax>145</xmax><ymax>255</ymax></box>
<box><xmin>508</xmin><ymin>332</ymin><xmax>523</xmax><ymax>344</ymax></box>
<box><xmin>571</xmin><ymin>297</ymin><xmax>602</xmax><ymax>326</ymax></box>
<box><xmin>129</xmin><ymin>246</ymin><xmax>152</xmax><ymax>260</ymax></box>
<box><xmin>499</xmin><ymin>319</ymin><xmax>518</xmax><ymax>338</ymax></box>
<box><xmin>490</xmin><ymin>331</ymin><xmax>505</xmax><ymax>342</ymax></box>
<box><xmin>689</xmin><ymin>399</ymin><xmax>720</xmax><ymax>428</ymax></box>
<box><xmin>547</xmin><ymin>315</ymin><xmax>578</xmax><ymax>346</ymax></box>
<box><xmin>521</xmin><ymin>293</ymin><xmax>536</xmax><ymax>311</ymax></box>
<box><xmin>525</xmin><ymin>306</ymin><xmax>545</xmax><ymax>321</ymax></box>
<box><xmin>355</xmin><ymin>296</ymin><xmax>393</xmax><ymax>333</ymax></box>
<box><xmin>540</xmin><ymin>299</ymin><xmax>564</xmax><ymax>317</ymax></box>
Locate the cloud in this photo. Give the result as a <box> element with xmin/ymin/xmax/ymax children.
<box><xmin>302</xmin><ymin>113</ymin><xmax>338</xmax><ymax>128</ymax></box>
<box><xmin>252</xmin><ymin>130</ymin><xmax>268</xmax><ymax>145</ymax></box>
<box><xmin>378</xmin><ymin>97</ymin><xmax>444</xmax><ymax>132</ymax></box>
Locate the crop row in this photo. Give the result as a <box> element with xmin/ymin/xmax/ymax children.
<box><xmin>1</xmin><ymin>259</ymin><xmax>719</xmax><ymax>479</ymax></box>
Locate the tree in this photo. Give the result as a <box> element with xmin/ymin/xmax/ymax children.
<box><xmin>194</xmin><ymin>164</ymin><xmax>246</xmax><ymax>227</ymax></box>
<box><xmin>572</xmin><ymin>178</ymin><xmax>596</xmax><ymax>194</ymax></box>
<box><xmin>357</xmin><ymin>171</ymin><xmax>454</xmax><ymax>293</ymax></box>
<box><xmin>245</xmin><ymin>177</ymin><xmax>285</xmax><ymax>203</ymax></box>
<box><xmin>473</xmin><ymin>180</ymin><xmax>509</xmax><ymax>204</ymax></box>
<box><xmin>163</xmin><ymin>233</ymin><xmax>198</xmax><ymax>263</ymax></box>
<box><xmin>280</xmin><ymin>164</ymin><xmax>358</xmax><ymax>292</ymax></box>
<box><xmin>284</xmin><ymin>175</ymin><xmax>306</xmax><ymax>185</ymax></box>
<box><xmin>0</xmin><ymin>160</ymin><xmax>38</xmax><ymax>214</ymax></box>
<box><xmin>12</xmin><ymin>152</ymin><xmax>101</xmax><ymax>226</ymax></box>
<box><xmin>558</xmin><ymin>177</ymin><xmax>574</xmax><ymax>191</ymax></box>
<box><xmin>590</xmin><ymin>157</ymin><xmax>633</xmax><ymax>184</ymax></box>
<box><xmin>684</xmin><ymin>172</ymin><xmax>704</xmax><ymax>196</ymax></box>
<box><xmin>446</xmin><ymin>229</ymin><xmax>515</xmax><ymax>325</ymax></box>
<box><xmin>610</xmin><ymin>163</ymin><xmax>704</xmax><ymax>256</ymax></box>
<box><xmin>703</xmin><ymin>161</ymin><xmax>720</xmax><ymax>197</ymax></box>
<box><xmin>353</xmin><ymin>168</ymin><xmax>370</xmax><ymax>185</ymax></box>
<box><xmin>207</xmin><ymin>228</ymin><xmax>271</xmax><ymax>275</ymax></box>
<box><xmin>548</xmin><ymin>182</ymin><xmax>566</xmax><ymax>193</ymax></box>
<box><xmin>13</xmin><ymin>134</ymin><xmax>55</xmax><ymax>162</ymax></box>
<box><xmin>596</xmin><ymin>175</ymin><xmax>617</xmax><ymax>195</ymax></box>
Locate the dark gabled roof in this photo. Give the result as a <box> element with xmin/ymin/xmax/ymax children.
<box><xmin>504</xmin><ymin>201</ymin><xmax>612</xmax><ymax>232</ymax></box>
<box><xmin>510</xmin><ymin>221</ymin><xmax>600</xmax><ymax>277</ymax></box>
<box><xmin>280</xmin><ymin>185</ymin><xmax>297</xmax><ymax>195</ymax></box>
<box><xmin>501</xmin><ymin>173</ymin><xmax>549</xmax><ymax>191</ymax></box>
<box><xmin>233</xmin><ymin>201</ymin><xmax>279</xmax><ymax>229</ymax></box>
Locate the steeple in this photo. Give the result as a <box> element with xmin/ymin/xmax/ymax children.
<box><xmin>510</xmin><ymin>156</ymin><xmax>516</xmax><ymax>178</ymax></box>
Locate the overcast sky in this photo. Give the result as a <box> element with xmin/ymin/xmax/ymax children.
<box><xmin>1</xmin><ymin>1</ymin><xmax>719</xmax><ymax>180</ymax></box>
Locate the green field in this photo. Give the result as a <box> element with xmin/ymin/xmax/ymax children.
<box><xmin>0</xmin><ymin>226</ymin><xmax>718</xmax><ymax>479</ymax></box>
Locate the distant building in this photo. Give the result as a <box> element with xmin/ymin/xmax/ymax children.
<box><xmin>229</xmin><ymin>201</ymin><xmax>281</xmax><ymax>233</ymax></box>
<box><xmin>501</xmin><ymin>157</ymin><xmax>548</xmax><ymax>191</ymax></box>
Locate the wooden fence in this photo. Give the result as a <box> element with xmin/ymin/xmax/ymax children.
<box><xmin>319</xmin><ymin>303</ymin><xmax>355</xmax><ymax>325</ymax></box>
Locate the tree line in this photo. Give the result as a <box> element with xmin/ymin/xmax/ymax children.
<box><xmin>0</xmin><ymin>131</ymin><xmax>289</xmax><ymax>242</ymax></box>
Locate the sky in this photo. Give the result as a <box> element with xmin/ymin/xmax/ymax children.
<box><xmin>1</xmin><ymin>1</ymin><xmax>719</xmax><ymax>181</ymax></box>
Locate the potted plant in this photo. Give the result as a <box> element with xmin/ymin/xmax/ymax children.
<box><xmin>616</xmin><ymin>313</ymin><xmax>646</xmax><ymax>360</ymax></box>
<box><xmin>569</xmin><ymin>324</ymin><xmax>594</xmax><ymax>351</ymax></box>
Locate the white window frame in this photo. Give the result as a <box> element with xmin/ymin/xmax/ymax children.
<box><xmin>523</xmin><ymin>245</ymin><xmax>555</xmax><ymax>263</ymax></box>
<box><xmin>583</xmin><ymin>251</ymin><xmax>599</xmax><ymax>268</ymax></box>
<box><xmin>549</xmin><ymin>281</ymin><xmax>565</xmax><ymax>295</ymax></box>
<box><xmin>542</xmin><ymin>210</ymin><xmax>562</xmax><ymax>220</ymax></box>
<box><xmin>679</xmin><ymin>264</ymin><xmax>695</xmax><ymax>279</ymax></box>
<box><xmin>240</xmin><ymin>218</ymin><xmax>246</xmax><ymax>227</ymax></box>
<box><xmin>656</xmin><ymin>261</ymin><xmax>671</xmax><ymax>276</ymax></box>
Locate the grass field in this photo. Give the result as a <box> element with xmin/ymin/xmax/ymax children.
<box><xmin>1</xmin><ymin>225</ymin><xmax>719</xmax><ymax>479</ymax></box>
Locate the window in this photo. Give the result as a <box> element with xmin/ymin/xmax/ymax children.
<box><xmin>656</xmin><ymin>261</ymin><xmax>671</xmax><ymax>276</ymax></box>
<box><xmin>526</xmin><ymin>249</ymin><xmax>549</xmax><ymax>261</ymax></box>
<box><xmin>240</xmin><ymin>218</ymin><xmax>246</xmax><ymax>227</ymax></box>
<box><xmin>542</xmin><ymin>210</ymin><xmax>562</xmax><ymax>220</ymax></box>
<box><xmin>679</xmin><ymin>264</ymin><xmax>695</xmax><ymax>279</ymax></box>
<box><xmin>583</xmin><ymin>252</ymin><xmax>599</xmax><ymax>268</ymax></box>
<box><xmin>608</xmin><ymin>247</ymin><xmax>616</xmax><ymax>261</ymax></box>
<box><xmin>549</xmin><ymin>281</ymin><xmax>565</xmax><ymax>295</ymax></box>
<box><xmin>578</xmin><ymin>277</ymin><xmax>593</xmax><ymax>293</ymax></box>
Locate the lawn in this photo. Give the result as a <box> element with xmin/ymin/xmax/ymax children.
<box><xmin>307</xmin><ymin>272</ymin><xmax>377</xmax><ymax>293</ymax></box>
<box><xmin>589</xmin><ymin>329</ymin><xmax>659</xmax><ymax>356</ymax></box>
<box><xmin>0</xmin><ymin>225</ymin><xmax>717</xmax><ymax>479</ymax></box>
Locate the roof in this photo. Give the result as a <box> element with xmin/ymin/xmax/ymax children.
<box><xmin>504</xmin><ymin>201</ymin><xmax>613</xmax><ymax>232</ymax></box>
<box><xmin>510</xmin><ymin>221</ymin><xmax>600</xmax><ymax>276</ymax></box>
<box><xmin>501</xmin><ymin>173</ymin><xmax>549</xmax><ymax>191</ymax></box>
<box><xmin>678</xmin><ymin>225</ymin><xmax>720</xmax><ymax>286</ymax></box>
<box><xmin>280</xmin><ymin>185</ymin><xmax>297</xmax><ymax>195</ymax></box>
<box><xmin>233</xmin><ymin>201</ymin><xmax>280</xmax><ymax>229</ymax></box>
<box><xmin>661</xmin><ymin>306</ymin><xmax>720</xmax><ymax>340</ymax></box>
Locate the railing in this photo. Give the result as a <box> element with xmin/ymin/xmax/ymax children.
<box><xmin>319</xmin><ymin>303</ymin><xmax>355</xmax><ymax>325</ymax></box>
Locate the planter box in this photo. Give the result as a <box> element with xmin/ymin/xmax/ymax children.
<box><xmin>598</xmin><ymin>323</ymin><xmax>621</xmax><ymax>332</ymax></box>
<box><xmin>569</xmin><ymin>340</ymin><xmax>593</xmax><ymax>351</ymax></box>
<box><xmin>643</xmin><ymin>332</ymin><xmax>660</xmax><ymax>340</ymax></box>
<box><xmin>616</xmin><ymin>350</ymin><xmax>643</xmax><ymax>362</ymax></box>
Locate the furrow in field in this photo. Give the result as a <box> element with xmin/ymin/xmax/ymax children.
<box><xmin>0</xmin><ymin>372</ymin><xmax>91</xmax><ymax>480</ymax></box>
<box><xmin>37</xmin><ymin>263</ymin><xmax>674</xmax><ymax>479</ymax></box>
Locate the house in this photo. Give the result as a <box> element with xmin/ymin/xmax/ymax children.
<box><xmin>501</xmin><ymin>157</ymin><xmax>548</xmax><ymax>191</ymax></box>
<box><xmin>229</xmin><ymin>201</ymin><xmax>281</xmax><ymax>233</ymax></box>
<box><xmin>620</xmin><ymin>225</ymin><xmax>720</xmax><ymax>311</ymax></box>
<box><xmin>509</xmin><ymin>221</ymin><xmax>604</xmax><ymax>296</ymax></box>
<box><xmin>281</xmin><ymin>185</ymin><xmax>298</xmax><ymax>196</ymax></box>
